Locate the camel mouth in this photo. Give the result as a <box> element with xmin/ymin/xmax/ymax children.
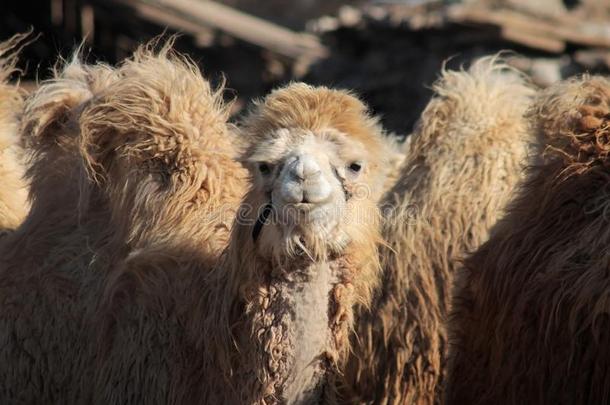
<box><xmin>292</xmin><ymin>202</ymin><xmax>314</xmax><ymax>210</ymax></box>
<box><xmin>272</xmin><ymin>188</ymin><xmax>338</xmax><ymax>217</ymax></box>
<box><xmin>292</xmin><ymin>201</ymin><xmax>328</xmax><ymax>212</ymax></box>
<box><xmin>277</xmin><ymin>200</ymin><xmax>342</xmax><ymax>227</ymax></box>
<box><xmin>251</xmin><ymin>198</ymin><xmax>344</xmax><ymax>245</ymax></box>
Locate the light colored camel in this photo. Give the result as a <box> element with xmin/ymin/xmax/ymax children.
<box><xmin>0</xmin><ymin>42</ymin><xmax>247</xmax><ymax>404</ymax></box>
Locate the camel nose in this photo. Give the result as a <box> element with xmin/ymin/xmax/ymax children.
<box><xmin>277</xmin><ymin>154</ymin><xmax>331</xmax><ymax>205</ymax></box>
<box><xmin>291</xmin><ymin>155</ymin><xmax>321</xmax><ymax>181</ymax></box>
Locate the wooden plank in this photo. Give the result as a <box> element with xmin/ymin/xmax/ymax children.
<box><xmin>447</xmin><ymin>5</ymin><xmax>610</xmax><ymax>51</ymax></box>
<box><xmin>574</xmin><ymin>49</ymin><xmax>610</xmax><ymax>69</ymax></box>
<box><xmin>81</xmin><ymin>3</ymin><xmax>95</xmax><ymax>43</ymax></box>
<box><xmin>153</xmin><ymin>0</ymin><xmax>328</xmax><ymax>60</ymax></box>
<box><xmin>501</xmin><ymin>27</ymin><xmax>565</xmax><ymax>53</ymax></box>
<box><xmin>113</xmin><ymin>0</ymin><xmax>215</xmax><ymax>46</ymax></box>
<box><xmin>138</xmin><ymin>7</ymin><xmax>214</xmax><ymax>46</ymax></box>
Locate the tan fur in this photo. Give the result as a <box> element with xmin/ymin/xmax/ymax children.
<box><xmin>240</xmin><ymin>83</ymin><xmax>387</xmax><ymax>309</ymax></box>
<box><xmin>447</xmin><ymin>75</ymin><xmax>610</xmax><ymax>404</ymax></box>
<box><xmin>340</xmin><ymin>57</ymin><xmax>535</xmax><ymax>404</ymax></box>
<box><xmin>0</xmin><ymin>34</ymin><xmax>29</xmax><ymax>232</ymax></box>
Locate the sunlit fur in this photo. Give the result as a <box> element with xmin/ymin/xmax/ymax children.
<box><xmin>340</xmin><ymin>56</ymin><xmax>535</xmax><ymax>404</ymax></box>
<box><xmin>447</xmin><ymin>75</ymin><xmax>610</xmax><ymax>404</ymax></box>
<box><xmin>0</xmin><ymin>33</ymin><xmax>29</xmax><ymax>233</ymax></box>
<box><xmin>0</xmin><ymin>41</ymin><xmax>248</xmax><ymax>403</ymax></box>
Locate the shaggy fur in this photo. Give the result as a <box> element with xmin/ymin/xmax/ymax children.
<box><xmin>447</xmin><ymin>76</ymin><xmax>610</xmax><ymax>404</ymax></box>
<box><xmin>340</xmin><ymin>57</ymin><xmax>535</xmax><ymax>404</ymax></box>
<box><xmin>0</xmin><ymin>34</ymin><xmax>29</xmax><ymax>232</ymax></box>
<box><xmin>0</xmin><ymin>43</ymin><xmax>390</xmax><ymax>403</ymax></box>
<box><xmin>0</xmin><ymin>42</ymin><xmax>248</xmax><ymax>404</ymax></box>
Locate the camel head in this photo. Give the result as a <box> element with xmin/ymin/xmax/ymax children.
<box><xmin>240</xmin><ymin>83</ymin><xmax>388</xmax><ymax>262</ymax></box>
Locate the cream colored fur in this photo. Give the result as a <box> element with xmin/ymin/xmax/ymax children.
<box><xmin>0</xmin><ymin>42</ymin><xmax>247</xmax><ymax>404</ymax></box>
<box><xmin>201</xmin><ymin>83</ymin><xmax>390</xmax><ymax>403</ymax></box>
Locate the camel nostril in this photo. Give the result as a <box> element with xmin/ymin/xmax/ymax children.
<box><xmin>291</xmin><ymin>154</ymin><xmax>322</xmax><ymax>181</ymax></box>
<box><xmin>302</xmin><ymin>164</ymin><xmax>321</xmax><ymax>180</ymax></box>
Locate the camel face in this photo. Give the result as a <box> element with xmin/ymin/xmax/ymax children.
<box><xmin>246</xmin><ymin>124</ymin><xmax>379</xmax><ymax>258</ymax></box>
<box><xmin>239</xmin><ymin>81</ymin><xmax>389</xmax><ymax>258</ymax></box>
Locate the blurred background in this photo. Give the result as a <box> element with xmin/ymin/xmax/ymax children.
<box><xmin>1</xmin><ymin>0</ymin><xmax>609</xmax><ymax>135</ymax></box>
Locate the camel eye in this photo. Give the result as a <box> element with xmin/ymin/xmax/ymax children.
<box><xmin>258</xmin><ymin>163</ymin><xmax>272</xmax><ymax>175</ymax></box>
<box><xmin>348</xmin><ymin>162</ymin><xmax>363</xmax><ymax>173</ymax></box>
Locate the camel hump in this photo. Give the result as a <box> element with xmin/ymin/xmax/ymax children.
<box><xmin>22</xmin><ymin>47</ymin><xmax>113</xmax><ymax>149</ymax></box>
<box><xmin>411</xmin><ymin>54</ymin><xmax>535</xmax><ymax>160</ymax></box>
<box><xmin>21</xmin><ymin>38</ymin><xmax>246</xmax><ymax>251</ymax></box>
<box><xmin>78</xmin><ymin>39</ymin><xmax>236</xmax><ymax>186</ymax></box>
<box><xmin>24</xmin><ymin>38</ymin><xmax>236</xmax><ymax>187</ymax></box>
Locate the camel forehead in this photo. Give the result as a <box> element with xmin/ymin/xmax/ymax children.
<box><xmin>247</xmin><ymin>128</ymin><xmax>367</xmax><ymax>164</ymax></box>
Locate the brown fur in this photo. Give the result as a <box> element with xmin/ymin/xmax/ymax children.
<box><xmin>447</xmin><ymin>75</ymin><xmax>610</xmax><ymax>404</ymax></box>
<box><xmin>0</xmin><ymin>33</ymin><xmax>29</xmax><ymax>232</ymax></box>
<box><xmin>340</xmin><ymin>57</ymin><xmax>535</xmax><ymax>404</ymax></box>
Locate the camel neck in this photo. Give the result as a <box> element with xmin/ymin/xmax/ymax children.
<box><xmin>242</xmin><ymin>253</ymin><xmax>353</xmax><ymax>404</ymax></box>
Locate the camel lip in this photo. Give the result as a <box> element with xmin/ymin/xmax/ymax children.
<box><xmin>293</xmin><ymin>202</ymin><xmax>316</xmax><ymax>211</ymax></box>
<box><xmin>289</xmin><ymin>202</ymin><xmax>336</xmax><ymax>220</ymax></box>
<box><xmin>291</xmin><ymin>196</ymin><xmax>335</xmax><ymax>211</ymax></box>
